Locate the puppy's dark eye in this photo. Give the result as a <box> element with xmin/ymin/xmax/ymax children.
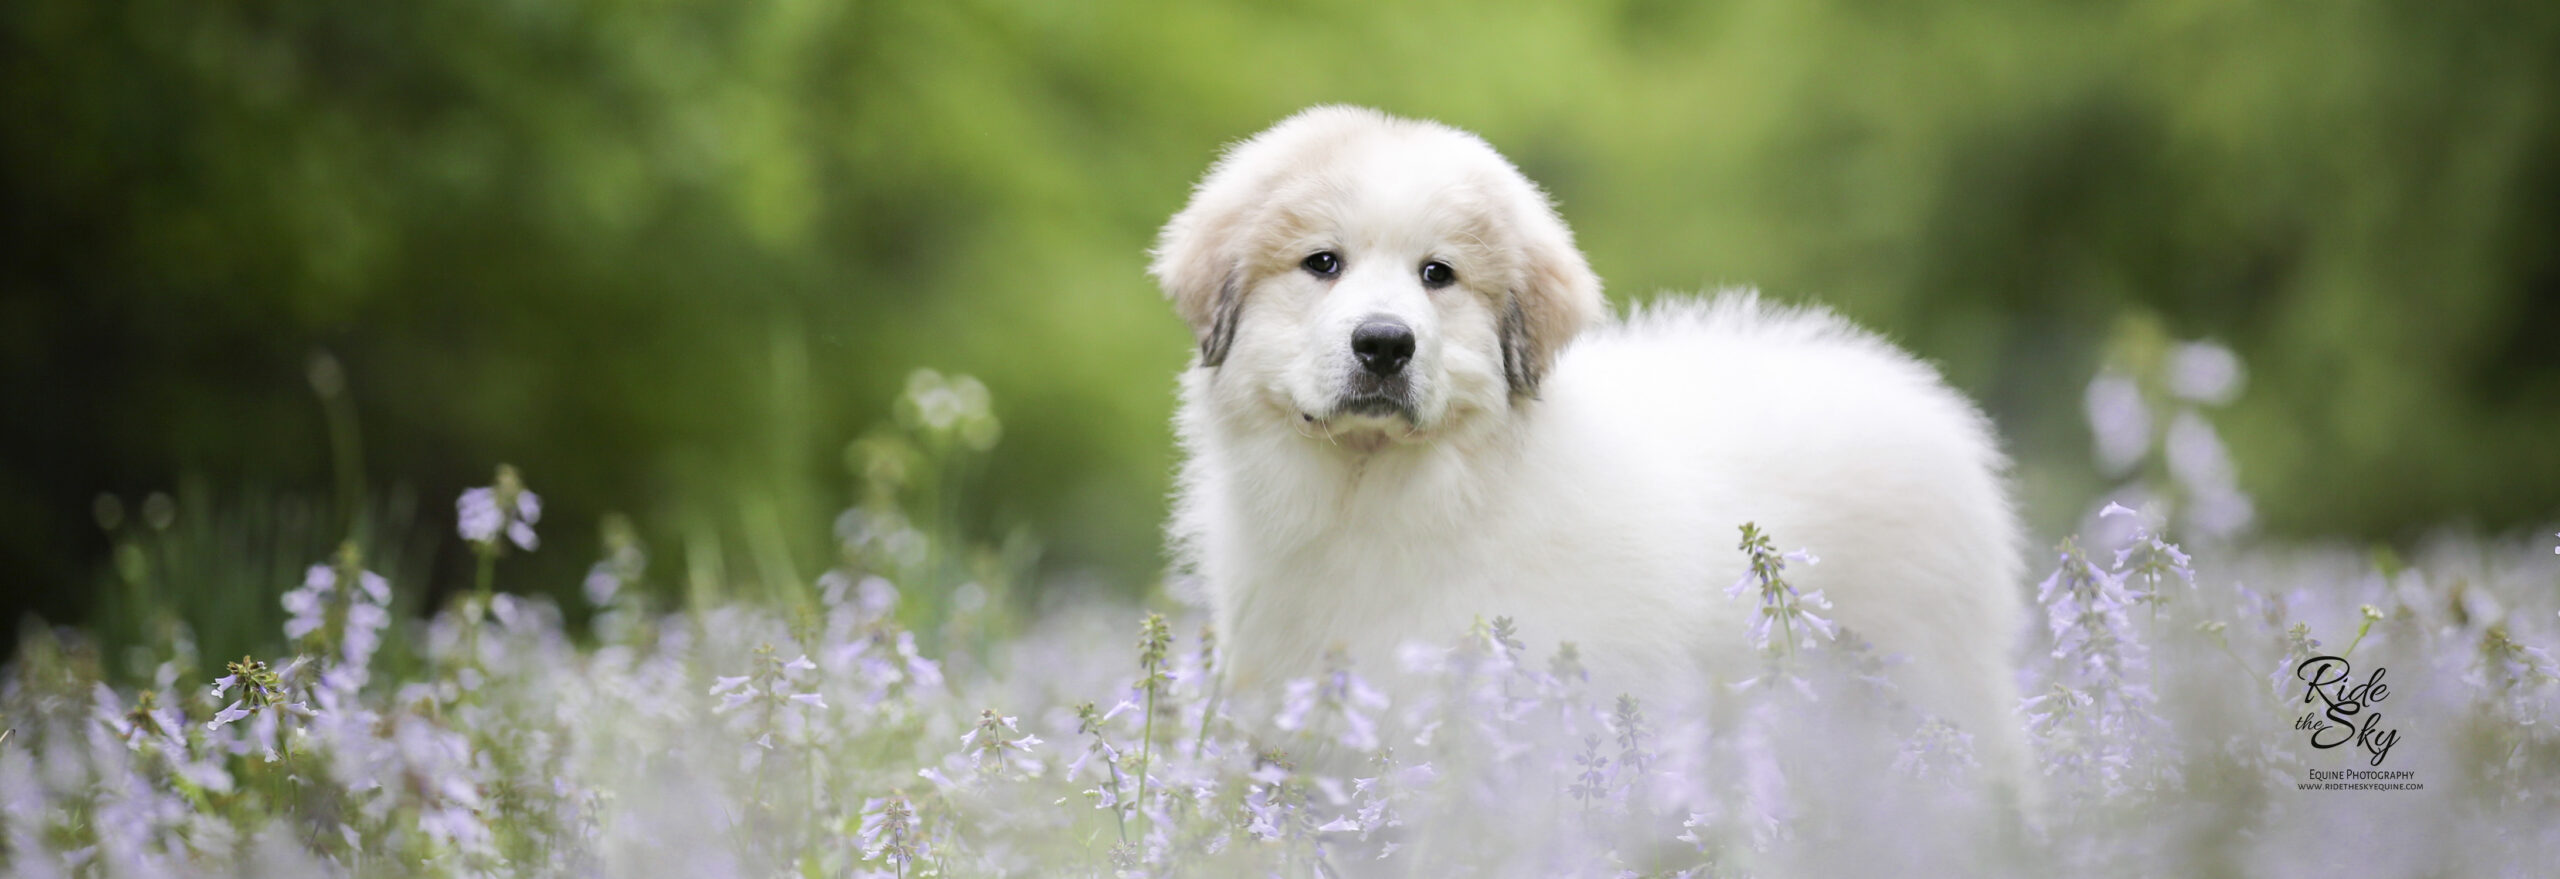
<box><xmin>1301</xmin><ymin>251</ymin><xmax>1341</xmax><ymax>279</ymax></box>
<box><xmin>1419</xmin><ymin>261</ymin><xmax>1456</xmax><ymax>289</ymax></box>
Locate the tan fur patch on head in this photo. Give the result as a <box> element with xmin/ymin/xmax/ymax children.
<box><xmin>1151</xmin><ymin>108</ymin><xmax>1376</xmax><ymax>364</ymax></box>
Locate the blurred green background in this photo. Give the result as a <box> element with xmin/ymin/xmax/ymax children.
<box><xmin>5</xmin><ymin>0</ymin><xmax>2557</xmax><ymax>660</ymax></box>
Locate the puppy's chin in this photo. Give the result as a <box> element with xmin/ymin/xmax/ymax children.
<box><xmin>1297</xmin><ymin>401</ymin><xmax>1430</xmax><ymax>454</ymax></box>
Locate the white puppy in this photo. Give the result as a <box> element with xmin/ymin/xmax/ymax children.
<box><xmin>1151</xmin><ymin>106</ymin><xmax>2028</xmax><ymax>784</ymax></box>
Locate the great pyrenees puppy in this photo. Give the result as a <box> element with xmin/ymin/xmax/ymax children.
<box><xmin>1151</xmin><ymin>106</ymin><xmax>2028</xmax><ymax>786</ymax></box>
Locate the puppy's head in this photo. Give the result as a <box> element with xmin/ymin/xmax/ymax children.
<box><xmin>1152</xmin><ymin>106</ymin><xmax>1602</xmax><ymax>448</ymax></box>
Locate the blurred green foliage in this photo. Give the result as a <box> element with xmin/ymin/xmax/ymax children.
<box><xmin>4</xmin><ymin>0</ymin><xmax>2556</xmax><ymax>654</ymax></box>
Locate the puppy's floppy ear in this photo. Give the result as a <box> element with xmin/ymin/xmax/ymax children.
<box><xmin>1150</xmin><ymin>194</ymin><xmax>1248</xmax><ymax>368</ymax></box>
<box><xmin>1501</xmin><ymin>230</ymin><xmax>1604</xmax><ymax>398</ymax></box>
<box><xmin>1198</xmin><ymin>272</ymin><xmax>1244</xmax><ymax>367</ymax></box>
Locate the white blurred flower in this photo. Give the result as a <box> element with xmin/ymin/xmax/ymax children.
<box><xmin>2187</xmin><ymin>485</ymin><xmax>2256</xmax><ymax>540</ymax></box>
<box><xmin>2084</xmin><ymin>371</ymin><xmax>2151</xmax><ymax>476</ymax></box>
<box><xmin>2165</xmin><ymin>412</ymin><xmax>2234</xmax><ymax>491</ymax></box>
<box><xmin>279</xmin><ymin>564</ymin><xmax>394</xmax><ymax>673</ymax></box>
<box><xmin>281</xmin><ymin>574</ymin><xmax>329</xmax><ymax>641</ymax></box>
<box><xmin>2166</xmin><ymin>412</ymin><xmax>2256</xmax><ymax>538</ymax></box>
<box><xmin>900</xmin><ymin>369</ymin><xmax>1003</xmax><ymax>451</ymax></box>
<box><xmin>582</xmin><ymin>565</ymin><xmax>621</xmax><ymax>606</ymax></box>
<box><xmin>1274</xmin><ymin>679</ymin><xmax>1319</xmax><ymax>732</ymax></box>
<box><xmin>342</xmin><ymin>602</ymin><xmax>390</xmax><ymax>670</ymax></box>
<box><xmin>2166</xmin><ymin>341</ymin><xmax>2245</xmax><ymax>405</ymax></box>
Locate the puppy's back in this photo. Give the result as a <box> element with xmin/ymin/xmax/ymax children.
<box><xmin>1548</xmin><ymin>290</ymin><xmax>2031</xmax><ymax>783</ymax></box>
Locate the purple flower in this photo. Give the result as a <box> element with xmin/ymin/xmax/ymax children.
<box><xmin>456</xmin><ymin>488</ymin><xmax>503</xmax><ymax>544</ymax></box>
<box><xmin>856</xmin><ymin>796</ymin><xmax>925</xmax><ymax>869</ymax></box>
<box><xmin>963</xmin><ymin>709</ymin><xmax>1043</xmax><ymax>777</ymax></box>
<box><xmin>2029</xmin><ymin>536</ymin><xmax>2165</xmax><ymax>791</ymax></box>
<box><xmin>1731</xmin><ymin>524</ymin><xmax>1833</xmax><ymax>656</ymax></box>
<box><xmin>456</xmin><ymin>466</ymin><xmax>540</xmax><ymax>551</ymax></box>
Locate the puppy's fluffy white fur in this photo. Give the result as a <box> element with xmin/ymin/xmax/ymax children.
<box><xmin>1152</xmin><ymin>106</ymin><xmax>2028</xmax><ymax>784</ymax></box>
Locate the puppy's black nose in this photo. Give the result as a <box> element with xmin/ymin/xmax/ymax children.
<box><xmin>1351</xmin><ymin>319</ymin><xmax>1416</xmax><ymax>377</ymax></box>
